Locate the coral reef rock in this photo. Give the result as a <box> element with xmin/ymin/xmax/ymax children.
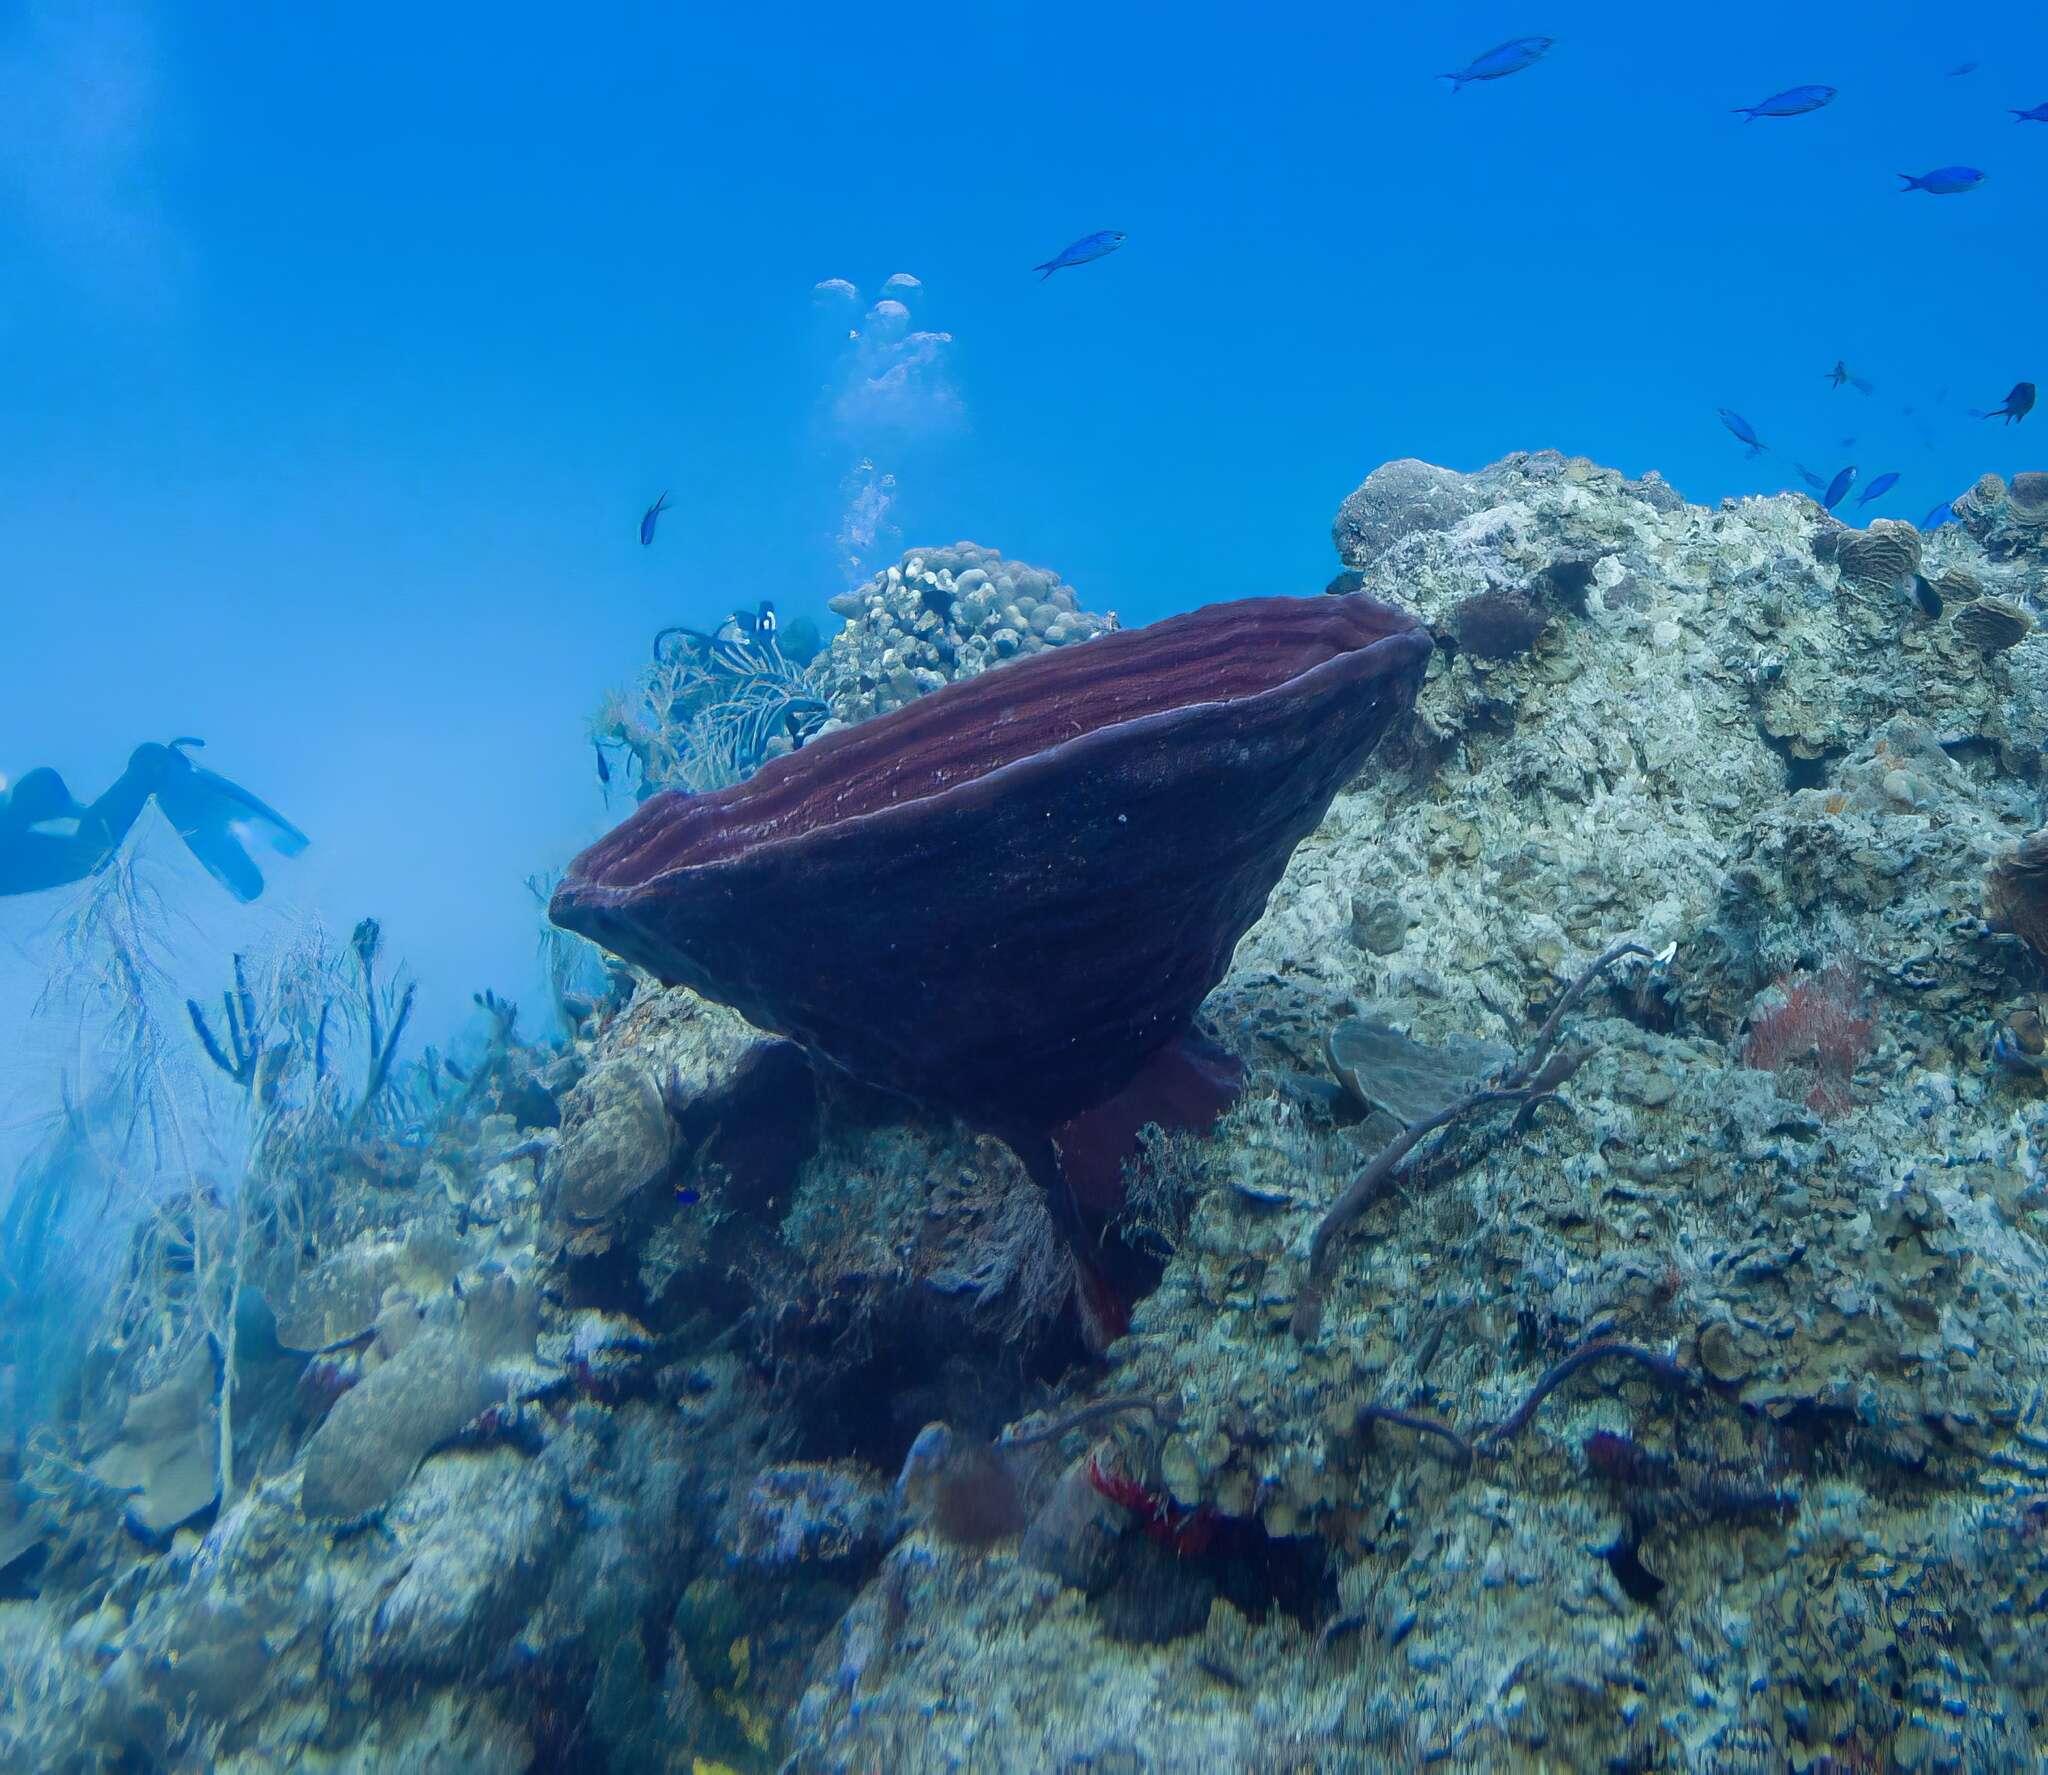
<box><xmin>541</xmin><ymin>984</ymin><xmax>805</xmax><ymax>1255</ymax></box>
<box><xmin>13</xmin><ymin>449</ymin><xmax>2048</xmax><ymax>1775</ymax></box>
<box><xmin>821</xmin><ymin>542</ymin><xmax>1115</xmax><ymax>725</ymax></box>
<box><xmin>801</xmin><ymin>452</ymin><xmax>2048</xmax><ymax>1773</ymax></box>
<box><xmin>1957</xmin><ymin>469</ymin><xmax>2048</xmax><ymax>558</ymax></box>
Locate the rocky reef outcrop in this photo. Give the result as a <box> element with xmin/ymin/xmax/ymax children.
<box><xmin>795</xmin><ymin>454</ymin><xmax>2048</xmax><ymax>1771</ymax></box>
<box><xmin>7</xmin><ymin>451</ymin><xmax>2047</xmax><ymax>1775</ymax></box>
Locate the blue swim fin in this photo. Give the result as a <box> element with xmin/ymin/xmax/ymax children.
<box><xmin>149</xmin><ymin>741</ymin><xmax>309</xmax><ymax>902</ymax></box>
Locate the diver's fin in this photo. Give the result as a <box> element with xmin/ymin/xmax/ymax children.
<box><xmin>152</xmin><ymin>763</ymin><xmax>308</xmax><ymax>902</ymax></box>
<box><xmin>153</xmin><ymin>776</ymin><xmax>266</xmax><ymax>900</ymax></box>
<box><xmin>186</xmin><ymin>764</ymin><xmax>308</xmax><ymax>855</ymax></box>
<box><xmin>75</xmin><ymin>750</ymin><xmax>164</xmax><ymax>860</ymax></box>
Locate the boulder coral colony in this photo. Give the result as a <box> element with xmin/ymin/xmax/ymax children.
<box><xmin>4</xmin><ymin>452</ymin><xmax>2048</xmax><ymax>1771</ymax></box>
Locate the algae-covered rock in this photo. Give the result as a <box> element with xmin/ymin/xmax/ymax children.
<box><xmin>148</xmin><ymin>1595</ymin><xmax>277</xmax><ymax>1723</ymax></box>
<box><xmin>727</xmin><ymin>1460</ymin><xmax>897</xmax><ymax>1567</ymax></box>
<box><xmin>804</xmin><ymin>452</ymin><xmax>2048</xmax><ymax>1773</ymax></box>
<box><xmin>353</xmin><ymin>1444</ymin><xmax>568</xmax><ymax>1679</ymax></box>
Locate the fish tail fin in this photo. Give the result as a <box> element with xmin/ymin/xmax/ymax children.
<box><xmin>1034</xmin><ymin>263</ymin><xmax>1057</xmax><ymax>279</ymax></box>
<box><xmin>1897</xmin><ymin>173</ymin><xmax>1921</xmax><ymax>191</ymax></box>
<box><xmin>1732</xmin><ymin>108</ymin><xmax>1754</xmax><ymax>121</ymax></box>
<box><xmin>1439</xmin><ymin>74</ymin><xmax>1462</xmax><ymax>92</ymax></box>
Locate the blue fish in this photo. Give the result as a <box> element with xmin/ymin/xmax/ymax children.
<box><xmin>1948</xmin><ymin>62</ymin><xmax>1978</xmax><ymax>77</ymax></box>
<box><xmin>1823</xmin><ymin>465</ymin><xmax>1857</xmax><ymax>510</ymax></box>
<box><xmin>1794</xmin><ymin>463</ymin><xmax>1829</xmax><ymax>492</ymax></box>
<box><xmin>1732</xmin><ymin>85</ymin><xmax>1835</xmax><ymax>121</ymax></box>
<box><xmin>2014</xmin><ymin>103</ymin><xmax>2048</xmax><ymax>123</ymax></box>
<box><xmin>1920</xmin><ymin>498</ymin><xmax>1959</xmax><ymax>531</ymax></box>
<box><xmin>1441</xmin><ymin>37</ymin><xmax>1555</xmax><ymax>90</ymax></box>
<box><xmin>1856</xmin><ymin>471</ymin><xmax>1901</xmax><ymax>507</ymax></box>
<box><xmin>1718</xmin><ymin>408</ymin><xmax>1765</xmax><ymax>457</ymax></box>
<box><xmin>639</xmin><ymin>492</ymin><xmax>671</xmax><ymax>547</ymax></box>
<box><xmin>1975</xmin><ymin>381</ymin><xmax>2036</xmax><ymax>423</ymax></box>
<box><xmin>1825</xmin><ymin>360</ymin><xmax>1874</xmax><ymax>393</ymax></box>
<box><xmin>1033</xmin><ymin>231</ymin><xmax>1127</xmax><ymax>279</ymax></box>
<box><xmin>1898</xmin><ymin>166</ymin><xmax>1987</xmax><ymax>194</ymax></box>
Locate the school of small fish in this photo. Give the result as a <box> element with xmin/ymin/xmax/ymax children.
<box><xmin>628</xmin><ymin>30</ymin><xmax>2033</xmax><ymax>642</ymax></box>
<box><xmin>1682</xmin><ymin>56</ymin><xmax>2029</xmax><ymax>529</ymax></box>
